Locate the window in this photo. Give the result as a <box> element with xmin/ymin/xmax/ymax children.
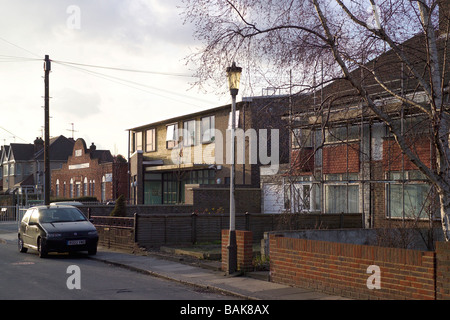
<box><xmin>84</xmin><ymin>177</ymin><xmax>88</xmax><ymax>196</ymax></box>
<box><xmin>201</xmin><ymin>116</ymin><xmax>215</xmax><ymax>143</ymax></box>
<box><xmin>70</xmin><ymin>179</ymin><xmax>74</xmax><ymax>198</ymax></box>
<box><xmin>387</xmin><ymin>170</ymin><xmax>435</xmax><ymax>219</ymax></box>
<box><xmin>146</xmin><ymin>128</ymin><xmax>156</xmax><ymax>152</ymax></box>
<box><xmin>325</xmin><ymin>125</ymin><xmax>359</xmax><ymax>143</ymax></box>
<box><xmin>136</xmin><ymin>131</ymin><xmax>143</xmax><ymax>151</ymax></box>
<box><xmin>292</xmin><ymin>128</ymin><xmax>313</xmax><ymax>148</ymax></box>
<box><xmin>101</xmin><ymin>176</ymin><xmax>106</xmax><ymax>202</ymax></box>
<box><xmin>324</xmin><ymin>173</ymin><xmax>359</xmax><ymax>213</ymax></box>
<box><xmin>76</xmin><ymin>182</ymin><xmax>81</xmax><ymax>197</ymax></box>
<box><xmin>166</xmin><ymin>123</ymin><xmax>178</xmax><ymax>149</ymax></box>
<box><xmin>183</xmin><ymin>120</ymin><xmax>196</xmax><ymax>146</ymax></box>
<box><xmin>55</xmin><ymin>179</ymin><xmax>60</xmax><ymax>198</ymax></box>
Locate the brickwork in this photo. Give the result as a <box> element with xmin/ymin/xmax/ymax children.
<box><xmin>436</xmin><ymin>241</ymin><xmax>450</xmax><ymax>300</ymax></box>
<box><xmin>322</xmin><ymin>142</ymin><xmax>360</xmax><ymax>174</ymax></box>
<box><xmin>383</xmin><ymin>137</ymin><xmax>433</xmax><ymax>171</ymax></box>
<box><xmin>221</xmin><ymin>230</ymin><xmax>253</xmax><ymax>272</ymax></box>
<box><xmin>269</xmin><ymin>235</ymin><xmax>438</xmax><ymax>300</ymax></box>
<box><xmin>51</xmin><ymin>138</ymin><xmax>128</xmax><ymax>202</ymax></box>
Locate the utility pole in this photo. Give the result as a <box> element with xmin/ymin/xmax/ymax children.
<box><xmin>44</xmin><ymin>55</ymin><xmax>51</xmax><ymax>205</ymax></box>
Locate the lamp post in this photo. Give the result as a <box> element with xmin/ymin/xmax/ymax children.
<box><xmin>226</xmin><ymin>61</ymin><xmax>242</xmax><ymax>275</ymax></box>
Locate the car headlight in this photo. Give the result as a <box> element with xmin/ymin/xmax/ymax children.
<box><xmin>88</xmin><ymin>230</ymin><xmax>98</xmax><ymax>236</ymax></box>
<box><xmin>46</xmin><ymin>233</ymin><xmax>62</xmax><ymax>238</ymax></box>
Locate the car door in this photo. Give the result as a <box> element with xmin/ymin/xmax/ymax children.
<box><xmin>20</xmin><ymin>209</ymin><xmax>33</xmax><ymax>246</ymax></box>
<box><xmin>26</xmin><ymin>209</ymin><xmax>41</xmax><ymax>249</ymax></box>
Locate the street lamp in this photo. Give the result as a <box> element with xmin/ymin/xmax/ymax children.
<box><xmin>226</xmin><ymin>61</ymin><xmax>242</xmax><ymax>275</ymax></box>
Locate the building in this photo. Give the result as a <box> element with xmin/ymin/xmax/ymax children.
<box><xmin>127</xmin><ymin>96</ymin><xmax>290</xmax><ymax>205</ymax></box>
<box><xmin>51</xmin><ymin>138</ymin><xmax>128</xmax><ymax>202</ymax></box>
<box><xmin>0</xmin><ymin>136</ymin><xmax>74</xmax><ymax>199</ymax></box>
<box><xmin>261</xmin><ymin>30</ymin><xmax>448</xmax><ymax>229</ymax></box>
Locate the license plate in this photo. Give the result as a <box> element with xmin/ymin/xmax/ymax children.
<box><xmin>67</xmin><ymin>239</ymin><xmax>86</xmax><ymax>245</ymax></box>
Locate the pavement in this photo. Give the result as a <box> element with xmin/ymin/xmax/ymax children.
<box><xmin>0</xmin><ymin>221</ymin><xmax>347</xmax><ymax>300</ymax></box>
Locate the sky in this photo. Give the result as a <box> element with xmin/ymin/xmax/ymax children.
<box><xmin>0</xmin><ymin>0</ymin><xmax>233</xmax><ymax>157</ymax></box>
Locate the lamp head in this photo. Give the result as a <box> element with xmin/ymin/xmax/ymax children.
<box><xmin>226</xmin><ymin>62</ymin><xmax>242</xmax><ymax>95</ymax></box>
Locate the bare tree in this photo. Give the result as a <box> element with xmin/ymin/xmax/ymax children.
<box><xmin>181</xmin><ymin>0</ymin><xmax>450</xmax><ymax>240</ymax></box>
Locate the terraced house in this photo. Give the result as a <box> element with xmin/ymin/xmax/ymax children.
<box><xmin>261</xmin><ymin>28</ymin><xmax>450</xmax><ymax>230</ymax></box>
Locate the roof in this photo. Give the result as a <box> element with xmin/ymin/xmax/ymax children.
<box><xmin>290</xmin><ymin>31</ymin><xmax>450</xmax><ymax>118</ymax></box>
<box><xmin>34</xmin><ymin>135</ymin><xmax>75</xmax><ymax>161</ymax></box>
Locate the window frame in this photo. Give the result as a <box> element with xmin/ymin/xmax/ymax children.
<box><xmin>146</xmin><ymin>128</ymin><xmax>156</xmax><ymax>152</ymax></box>
<box><xmin>166</xmin><ymin>123</ymin><xmax>179</xmax><ymax>149</ymax></box>
<box><xmin>201</xmin><ymin>116</ymin><xmax>215</xmax><ymax>144</ymax></box>
<box><xmin>183</xmin><ymin>119</ymin><xmax>196</xmax><ymax>146</ymax></box>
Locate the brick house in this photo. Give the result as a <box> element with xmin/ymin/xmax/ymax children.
<box><xmin>261</xmin><ymin>31</ymin><xmax>448</xmax><ymax>229</ymax></box>
<box><xmin>127</xmin><ymin>96</ymin><xmax>289</xmax><ymax>206</ymax></box>
<box><xmin>1</xmin><ymin>136</ymin><xmax>74</xmax><ymax>197</ymax></box>
<box><xmin>51</xmin><ymin>138</ymin><xmax>128</xmax><ymax>202</ymax></box>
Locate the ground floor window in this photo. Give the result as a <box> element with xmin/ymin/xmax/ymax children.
<box><xmin>144</xmin><ymin>169</ymin><xmax>215</xmax><ymax>205</ymax></box>
<box><xmin>386</xmin><ymin>170</ymin><xmax>435</xmax><ymax>219</ymax></box>
<box><xmin>324</xmin><ymin>173</ymin><xmax>359</xmax><ymax>213</ymax></box>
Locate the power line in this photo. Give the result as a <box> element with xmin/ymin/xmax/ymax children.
<box><xmin>53</xmin><ymin>60</ymin><xmax>216</xmax><ymax>108</ymax></box>
<box><xmin>0</xmin><ymin>126</ymin><xmax>27</xmax><ymax>143</ymax></box>
<box><xmin>51</xmin><ymin>59</ymin><xmax>194</xmax><ymax>78</ymax></box>
<box><xmin>0</xmin><ymin>36</ymin><xmax>41</xmax><ymax>59</ymax></box>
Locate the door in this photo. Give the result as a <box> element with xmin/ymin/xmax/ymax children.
<box><xmin>25</xmin><ymin>209</ymin><xmax>40</xmax><ymax>248</ymax></box>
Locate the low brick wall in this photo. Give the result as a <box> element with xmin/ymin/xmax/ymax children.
<box><xmin>436</xmin><ymin>242</ymin><xmax>450</xmax><ymax>300</ymax></box>
<box><xmin>222</xmin><ymin>230</ymin><xmax>253</xmax><ymax>272</ymax></box>
<box><xmin>269</xmin><ymin>234</ymin><xmax>446</xmax><ymax>300</ymax></box>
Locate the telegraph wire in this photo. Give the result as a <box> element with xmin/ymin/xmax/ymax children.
<box><xmin>51</xmin><ymin>59</ymin><xmax>194</xmax><ymax>78</ymax></box>
<box><xmin>52</xmin><ymin>61</ymin><xmax>216</xmax><ymax>109</ymax></box>
<box><xmin>52</xmin><ymin>60</ymin><xmax>218</xmax><ymax>107</ymax></box>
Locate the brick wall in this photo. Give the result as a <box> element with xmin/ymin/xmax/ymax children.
<box><xmin>323</xmin><ymin>142</ymin><xmax>360</xmax><ymax>174</ymax></box>
<box><xmin>436</xmin><ymin>241</ymin><xmax>450</xmax><ymax>300</ymax></box>
<box><xmin>269</xmin><ymin>235</ymin><xmax>439</xmax><ymax>300</ymax></box>
<box><xmin>221</xmin><ymin>230</ymin><xmax>253</xmax><ymax>272</ymax></box>
<box><xmin>383</xmin><ymin>137</ymin><xmax>433</xmax><ymax>171</ymax></box>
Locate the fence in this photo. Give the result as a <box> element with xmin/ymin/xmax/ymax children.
<box><xmin>90</xmin><ymin>212</ymin><xmax>362</xmax><ymax>250</ymax></box>
<box><xmin>0</xmin><ymin>205</ymin><xmax>29</xmax><ymax>223</ymax></box>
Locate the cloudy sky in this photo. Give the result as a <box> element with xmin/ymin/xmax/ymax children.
<box><xmin>0</xmin><ymin>0</ymin><xmax>233</xmax><ymax>157</ymax></box>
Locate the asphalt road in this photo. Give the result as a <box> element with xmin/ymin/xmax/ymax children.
<box><xmin>0</xmin><ymin>223</ymin><xmax>237</xmax><ymax>300</ymax></box>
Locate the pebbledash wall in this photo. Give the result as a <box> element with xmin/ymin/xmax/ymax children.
<box><xmin>269</xmin><ymin>234</ymin><xmax>450</xmax><ymax>300</ymax></box>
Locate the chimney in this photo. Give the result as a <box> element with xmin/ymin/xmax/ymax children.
<box><xmin>440</xmin><ymin>0</ymin><xmax>450</xmax><ymax>36</ymax></box>
<box><xmin>34</xmin><ymin>137</ymin><xmax>44</xmax><ymax>153</ymax></box>
<box><xmin>90</xmin><ymin>143</ymin><xmax>96</xmax><ymax>152</ymax></box>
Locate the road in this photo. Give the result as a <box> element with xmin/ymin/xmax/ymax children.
<box><xmin>0</xmin><ymin>222</ymin><xmax>237</xmax><ymax>300</ymax></box>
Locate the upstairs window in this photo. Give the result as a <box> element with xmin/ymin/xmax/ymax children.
<box><xmin>183</xmin><ymin>120</ymin><xmax>196</xmax><ymax>146</ymax></box>
<box><xmin>146</xmin><ymin>128</ymin><xmax>156</xmax><ymax>152</ymax></box>
<box><xmin>201</xmin><ymin>116</ymin><xmax>215</xmax><ymax>143</ymax></box>
<box><xmin>166</xmin><ymin>123</ymin><xmax>178</xmax><ymax>149</ymax></box>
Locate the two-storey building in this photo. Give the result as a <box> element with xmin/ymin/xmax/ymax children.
<box><xmin>127</xmin><ymin>96</ymin><xmax>289</xmax><ymax>205</ymax></box>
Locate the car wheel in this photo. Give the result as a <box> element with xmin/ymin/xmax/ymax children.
<box><xmin>18</xmin><ymin>237</ymin><xmax>27</xmax><ymax>253</ymax></box>
<box><xmin>38</xmin><ymin>237</ymin><xmax>48</xmax><ymax>258</ymax></box>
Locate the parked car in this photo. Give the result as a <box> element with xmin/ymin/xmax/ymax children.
<box><xmin>18</xmin><ymin>205</ymin><xmax>98</xmax><ymax>258</ymax></box>
<box><xmin>50</xmin><ymin>201</ymin><xmax>83</xmax><ymax>206</ymax></box>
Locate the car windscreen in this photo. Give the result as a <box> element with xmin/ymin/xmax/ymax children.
<box><xmin>39</xmin><ymin>208</ymin><xmax>87</xmax><ymax>223</ymax></box>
